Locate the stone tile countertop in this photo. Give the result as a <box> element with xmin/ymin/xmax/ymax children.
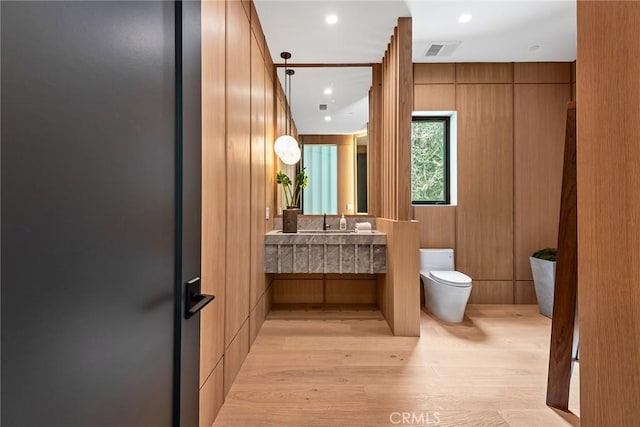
<box><xmin>264</xmin><ymin>229</ymin><xmax>387</xmax><ymax>274</ymax></box>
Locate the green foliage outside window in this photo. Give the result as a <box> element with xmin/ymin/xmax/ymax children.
<box><xmin>411</xmin><ymin>119</ymin><xmax>447</xmax><ymax>203</ymax></box>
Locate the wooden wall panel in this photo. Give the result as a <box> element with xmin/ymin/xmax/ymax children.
<box><xmin>514</xmin><ymin>62</ymin><xmax>571</xmax><ymax>84</ymax></box>
<box><xmin>377</xmin><ymin>219</ymin><xmax>420</xmax><ymax>336</ymax></box>
<box><xmin>200</xmin><ymin>1</ymin><xmax>286</xmax><ymax>424</ymax></box>
<box><xmin>337</xmin><ymin>143</ymin><xmax>355</xmax><ymax>214</ymax></box>
<box><xmin>456</xmin><ymin>63</ymin><xmax>513</xmax><ymax>84</ymax></box>
<box><xmin>265</xmin><ymin>71</ymin><xmax>275</xmax><ymax>231</ymax></box>
<box><xmin>264</xmin><ymin>42</ymin><xmax>275</xmax><ymax>83</ymax></box>
<box><xmin>265</xmin><ymin>282</ymin><xmax>273</xmax><ymax>313</ymax></box>
<box><xmin>199</xmin><ymin>360</ymin><xmax>224</xmax><ymax>427</ymax></box>
<box><xmin>201</xmin><ymin>0</ymin><xmax>226</xmax><ymax>388</ymax></box>
<box><xmin>249</xmin><ymin>2</ymin><xmax>265</xmax><ymax>58</ymax></box>
<box><xmin>325</xmin><ymin>280</ymin><xmax>377</xmax><ymax>304</ymax></box>
<box><xmin>571</xmin><ymin>61</ymin><xmax>576</xmax><ymax>101</ymax></box>
<box><xmin>413</xmin><ymin>84</ymin><xmax>455</xmax><ymax>111</ymax></box>
<box><xmin>274</xmin><ymin>88</ymin><xmax>288</xmax><ymax>213</ymax></box>
<box><xmin>250</xmin><ymin>33</ymin><xmax>266</xmax><ymax>310</ymax></box>
<box><xmin>413</xmin><ymin>206</ymin><xmax>456</xmax><ymax>250</ymax></box>
<box><xmin>301</xmin><ymin>134</ymin><xmax>352</xmax><ymax>145</ymax></box>
<box><xmin>413</xmin><ymin>63</ymin><xmax>455</xmax><ymax>84</ymax></box>
<box><xmin>578</xmin><ymin>2</ymin><xmax>640</xmax><ymax>424</ymax></box>
<box><xmin>408</xmin><ymin>61</ymin><xmax>573</xmax><ymax>303</ymax></box>
<box><xmin>272</xmin><ymin>279</ymin><xmax>324</xmax><ymax>303</ymax></box>
<box><xmin>467</xmin><ymin>281</ymin><xmax>514</xmax><ymax>304</ymax></box>
<box><xmin>325</xmin><ymin>273</ymin><xmax>376</xmax><ymax>280</ymax></box>
<box><xmin>275</xmin><ymin>273</ymin><xmax>323</xmax><ymax>280</ymax></box>
<box><xmin>271</xmin><ymin>274</ymin><xmax>378</xmax><ymax>305</ymax></box>
<box><xmin>225</xmin><ymin>0</ymin><xmax>251</xmax><ymax>347</ymax></box>
<box><xmin>249</xmin><ymin>291</ymin><xmax>268</xmax><ymax>346</ymax></box>
<box><xmin>240</xmin><ymin>0</ymin><xmax>250</xmax><ymax>19</ymax></box>
<box><xmin>456</xmin><ymin>84</ymin><xmax>513</xmax><ymax>280</ymax></box>
<box><xmin>223</xmin><ymin>320</ymin><xmax>250</xmax><ymax>397</ymax></box>
<box><xmin>514</xmin><ymin>281</ymin><xmax>537</xmax><ymax>305</ymax></box>
<box><xmin>514</xmin><ymin>84</ymin><xmax>570</xmax><ymax>280</ymax></box>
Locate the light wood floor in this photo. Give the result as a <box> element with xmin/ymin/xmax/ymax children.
<box><xmin>213</xmin><ymin>305</ymin><xmax>580</xmax><ymax>427</ymax></box>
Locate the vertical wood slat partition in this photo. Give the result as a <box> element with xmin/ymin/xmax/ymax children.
<box><xmin>377</xmin><ymin>18</ymin><xmax>413</xmax><ymax>221</ymax></box>
<box><xmin>546</xmin><ymin>102</ymin><xmax>577</xmax><ymax>411</ymax></box>
<box><xmin>368</xmin><ymin>64</ymin><xmax>382</xmax><ymax>217</ymax></box>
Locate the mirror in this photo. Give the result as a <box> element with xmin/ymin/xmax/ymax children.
<box><xmin>276</xmin><ymin>66</ymin><xmax>371</xmax><ymax>215</ymax></box>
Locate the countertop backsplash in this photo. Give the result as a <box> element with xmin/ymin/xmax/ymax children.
<box><xmin>273</xmin><ymin>215</ymin><xmax>376</xmax><ymax>231</ymax></box>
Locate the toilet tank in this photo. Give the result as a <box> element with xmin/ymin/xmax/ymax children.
<box><xmin>419</xmin><ymin>248</ymin><xmax>454</xmax><ymax>272</ymax></box>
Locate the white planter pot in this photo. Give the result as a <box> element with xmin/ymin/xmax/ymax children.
<box><xmin>529</xmin><ymin>257</ymin><xmax>556</xmax><ymax>318</ymax></box>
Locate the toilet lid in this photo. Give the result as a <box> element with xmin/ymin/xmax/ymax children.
<box><xmin>429</xmin><ymin>270</ymin><xmax>472</xmax><ymax>287</ymax></box>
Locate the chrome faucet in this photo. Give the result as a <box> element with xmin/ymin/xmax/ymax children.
<box><xmin>323</xmin><ymin>213</ymin><xmax>330</xmax><ymax>230</ymax></box>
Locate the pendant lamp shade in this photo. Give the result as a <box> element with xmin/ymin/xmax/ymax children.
<box><xmin>278</xmin><ymin>143</ymin><xmax>301</xmax><ymax>165</ymax></box>
<box><xmin>274</xmin><ymin>134</ymin><xmax>297</xmax><ymax>158</ymax></box>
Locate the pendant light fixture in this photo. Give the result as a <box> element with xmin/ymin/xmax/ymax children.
<box><xmin>274</xmin><ymin>51</ymin><xmax>301</xmax><ymax>165</ymax></box>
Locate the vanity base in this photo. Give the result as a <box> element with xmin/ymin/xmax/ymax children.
<box><xmin>272</xmin><ymin>273</ymin><xmax>378</xmax><ymax>305</ymax></box>
<box><xmin>268</xmin><ymin>303</ymin><xmax>383</xmax><ymax>321</ymax></box>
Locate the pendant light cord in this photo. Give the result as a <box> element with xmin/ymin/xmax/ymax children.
<box><xmin>288</xmin><ymin>71</ymin><xmax>292</xmax><ymax>135</ymax></box>
<box><xmin>283</xmin><ymin>54</ymin><xmax>290</xmax><ymax>135</ymax></box>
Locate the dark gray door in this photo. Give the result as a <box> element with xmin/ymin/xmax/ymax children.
<box><xmin>178</xmin><ymin>1</ymin><xmax>203</xmax><ymax>426</ymax></box>
<box><xmin>1</xmin><ymin>1</ymin><xmax>202</xmax><ymax>426</ymax></box>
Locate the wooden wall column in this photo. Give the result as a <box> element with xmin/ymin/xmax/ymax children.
<box><xmin>200</xmin><ymin>1</ymin><xmax>277</xmax><ymax>425</ymax></box>
<box><xmin>377</xmin><ymin>219</ymin><xmax>420</xmax><ymax>337</ymax></box>
<box><xmin>578</xmin><ymin>1</ymin><xmax>640</xmax><ymax>424</ymax></box>
<box><xmin>371</xmin><ymin>17</ymin><xmax>419</xmax><ymax>337</ymax></box>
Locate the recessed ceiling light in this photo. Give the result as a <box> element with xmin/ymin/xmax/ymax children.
<box><xmin>458</xmin><ymin>13</ymin><xmax>472</xmax><ymax>24</ymax></box>
<box><xmin>324</xmin><ymin>87</ymin><xmax>333</xmax><ymax>95</ymax></box>
<box><xmin>324</xmin><ymin>116</ymin><xmax>332</xmax><ymax>121</ymax></box>
<box><xmin>326</xmin><ymin>14</ymin><xmax>338</xmax><ymax>25</ymax></box>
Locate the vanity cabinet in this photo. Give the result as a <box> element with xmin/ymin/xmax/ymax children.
<box><xmin>264</xmin><ymin>230</ymin><xmax>387</xmax><ymax>274</ymax></box>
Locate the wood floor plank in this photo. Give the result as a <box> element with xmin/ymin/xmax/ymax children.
<box><xmin>213</xmin><ymin>304</ymin><xmax>580</xmax><ymax>426</ymax></box>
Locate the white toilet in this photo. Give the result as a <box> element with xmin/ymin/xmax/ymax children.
<box><xmin>419</xmin><ymin>248</ymin><xmax>472</xmax><ymax>323</ymax></box>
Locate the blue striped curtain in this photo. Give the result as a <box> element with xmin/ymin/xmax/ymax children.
<box><xmin>303</xmin><ymin>144</ymin><xmax>338</xmax><ymax>214</ymax></box>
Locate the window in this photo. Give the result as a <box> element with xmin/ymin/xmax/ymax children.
<box><xmin>411</xmin><ymin>117</ymin><xmax>450</xmax><ymax>204</ymax></box>
<box><xmin>302</xmin><ymin>144</ymin><xmax>338</xmax><ymax>214</ymax></box>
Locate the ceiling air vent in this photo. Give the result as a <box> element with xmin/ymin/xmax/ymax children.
<box><xmin>319</xmin><ymin>104</ymin><xmax>328</xmax><ymax>111</ymax></box>
<box><xmin>424</xmin><ymin>41</ymin><xmax>461</xmax><ymax>57</ymax></box>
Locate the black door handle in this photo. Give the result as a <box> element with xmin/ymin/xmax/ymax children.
<box><xmin>185</xmin><ymin>277</ymin><xmax>214</xmax><ymax>319</ymax></box>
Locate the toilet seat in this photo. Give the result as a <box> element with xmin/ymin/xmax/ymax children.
<box><xmin>428</xmin><ymin>270</ymin><xmax>472</xmax><ymax>288</ymax></box>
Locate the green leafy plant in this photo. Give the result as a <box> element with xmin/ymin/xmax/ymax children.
<box><xmin>532</xmin><ymin>247</ymin><xmax>557</xmax><ymax>262</ymax></box>
<box><xmin>276</xmin><ymin>168</ymin><xmax>308</xmax><ymax>208</ymax></box>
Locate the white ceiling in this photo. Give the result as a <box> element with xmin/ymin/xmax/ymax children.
<box><xmin>254</xmin><ymin>0</ymin><xmax>577</xmax><ymax>134</ymax></box>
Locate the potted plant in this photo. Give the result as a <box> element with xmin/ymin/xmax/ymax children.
<box><xmin>530</xmin><ymin>247</ymin><xmax>557</xmax><ymax>318</ymax></box>
<box><xmin>276</xmin><ymin>168</ymin><xmax>308</xmax><ymax>233</ymax></box>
